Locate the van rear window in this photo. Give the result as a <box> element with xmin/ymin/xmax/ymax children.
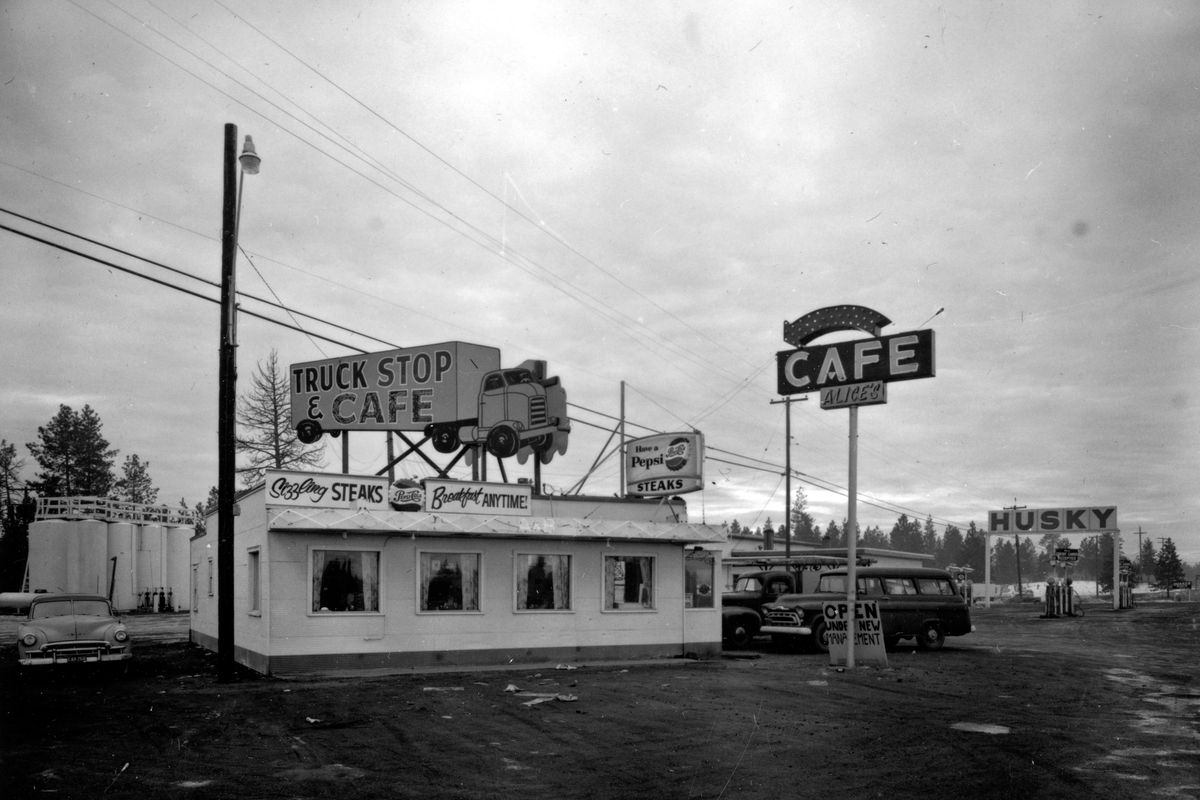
<box><xmin>917</xmin><ymin>578</ymin><xmax>957</xmax><ymax>595</ymax></box>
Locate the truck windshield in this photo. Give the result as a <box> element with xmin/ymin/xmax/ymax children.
<box><xmin>732</xmin><ymin>576</ymin><xmax>763</xmax><ymax>592</ymax></box>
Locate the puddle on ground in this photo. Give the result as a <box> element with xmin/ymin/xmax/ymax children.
<box><xmin>950</xmin><ymin>722</ymin><xmax>1011</xmax><ymax>735</ymax></box>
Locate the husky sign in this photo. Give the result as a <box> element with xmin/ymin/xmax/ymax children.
<box><xmin>625</xmin><ymin>433</ymin><xmax>704</xmax><ymax>497</ymax></box>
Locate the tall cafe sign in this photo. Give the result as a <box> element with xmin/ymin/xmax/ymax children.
<box><xmin>776</xmin><ymin>305</ymin><xmax>936</xmax><ymax>668</ymax></box>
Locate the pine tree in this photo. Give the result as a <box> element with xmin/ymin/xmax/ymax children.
<box><xmin>26</xmin><ymin>404</ymin><xmax>118</xmax><ymax>496</ymax></box>
<box><xmin>236</xmin><ymin>349</ymin><xmax>324</xmax><ymax>487</ymax></box>
<box><xmin>1155</xmin><ymin>538</ymin><xmax>1184</xmax><ymax>587</ymax></box>
<box><xmin>788</xmin><ymin>486</ymin><xmax>814</xmax><ymax>541</ymax></box>
<box><xmin>113</xmin><ymin>454</ymin><xmax>158</xmax><ymax>504</ymax></box>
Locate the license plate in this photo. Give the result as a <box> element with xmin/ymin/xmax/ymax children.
<box><xmin>64</xmin><ymin>655</ymin><xmax>87</xmax><ymax>663</ymax></box>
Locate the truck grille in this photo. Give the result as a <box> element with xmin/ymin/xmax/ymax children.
<box><xmin>764</xmin><ymin>609</ymin><xmax>802</xmax><ymax>627</ymax></box>
<box><xmin>529</xmin><ymin>395</ymin><xmax>548</xmax><ymax>426</ymax></box>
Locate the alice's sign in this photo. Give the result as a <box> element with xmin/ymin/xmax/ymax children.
<box><xmin>424</xmin><ymin>479</ymin><xmax>532</xmax><ymax>516</ymax></box>
<box><xmin>625</xmin><ymin>432</ymin><xmax>705</xmax><ymax>497</ymax></box>
<box><xmin>265</xmin><ymin>470</ymin><xmax>390</xmax><ymax>510</ymax></box>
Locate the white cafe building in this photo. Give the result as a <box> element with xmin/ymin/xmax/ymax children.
<box><xmin>190</xmin><ymin>469</ymin><xmax>726</xmax><ymax>676</ymax></box>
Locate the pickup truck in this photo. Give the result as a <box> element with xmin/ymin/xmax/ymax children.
<box><xmin>760</xmin><ymin>566</ymin><xmax>974</xmax><ymax>652</ymax></box>
<box><xmin>722</xmin><ymin>570</ymin><xmax>801</xmax><ymax>648</ymax></box>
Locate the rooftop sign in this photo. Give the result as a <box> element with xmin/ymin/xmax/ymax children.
<box><xmin>777</xmin><ymin>328</ymin><xmax>935</xmax><ymax>396</ymax></box>
<box><xmin>625</xmin><ymin>432</ymin><xmax>705</xmax><ymax>497</ymax></box>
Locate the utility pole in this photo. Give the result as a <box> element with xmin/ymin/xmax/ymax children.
<box><xmin>1005</xmin><ymin>499</ymin><xmax>1027</xmax><ymax>597</ymax></box>
<box><xmin>769</xmin><ymin>396</ymin><xmax>806</xmax><ymax>560</ymax></box>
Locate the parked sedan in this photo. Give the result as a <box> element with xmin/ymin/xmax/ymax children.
<box><xmin>17</xmin><ymin>594</ymin><xmax>132</xmax><ymax>668</ymax></box>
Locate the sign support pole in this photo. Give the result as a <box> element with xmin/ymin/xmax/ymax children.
<box><xmin>846</xmin><ymin>404</ymin><xmax>858</xmax><ymax>669</ymax></box>
<box><xmin>1112</xmin><ymin>529</ymin><xmax>1121</xmax><ymax>611</ymax></box>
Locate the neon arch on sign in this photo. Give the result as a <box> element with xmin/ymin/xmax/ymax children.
<box><xmin>783</xmin><ymin>305</ymin><xmax>891</xmax><ymax>347</ymax></box>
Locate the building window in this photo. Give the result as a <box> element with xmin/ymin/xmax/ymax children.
<box><xmin>207</xmin><ymin>557</ymin><xmax>214</xmax><ymax>597</ymax></box>
<box><xmin>420</xmin><ymin>552</ymin><xmax>480</xmax><ymax>612</ymax></box>
<box><xmin>515</xmin><ymin>554</ymin><xmax>571</xmax><ymax>610</ymax></box>
<box><xmin>684</xmin><ymin>551</ymin><xmax>715</xmax><ymax>609</ymax></box>
<box><xmin>604</xmin><ymin>555</ymin><xmax>654</xmax><ymax>610</ymax></box>
<box><xmin>248</xmin><ymin>549</ymin><xmax>261</xmax><ymax>614</ymax></box>
<box><xmin>311</xmin><ymin>549</ymin><xmax>380</xmax><ymax>613</ymax></box>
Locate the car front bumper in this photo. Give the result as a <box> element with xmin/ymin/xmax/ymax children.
<box><xmin>19</xmin><ymin>649</ymin><xmax>131</xmax><ymax>666</ymax></box>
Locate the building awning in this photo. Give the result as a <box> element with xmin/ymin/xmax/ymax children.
<box><xmin>267</xmin><ymin>506</ymin><xmax>727</xmax><ymax>544</ymax></box>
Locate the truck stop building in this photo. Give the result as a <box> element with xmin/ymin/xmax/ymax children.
<box><xmin>189</xmin><ymin>469</ymin><xmax>727</xmax><ymax>676</ymax></box>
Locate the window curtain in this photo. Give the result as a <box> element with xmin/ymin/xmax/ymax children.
<box><xmin>311</xmin><ymin>550</ymin><xmax>326</xmax><ymax>612</ymax></box>
<box><xmin>552</xmin><ymin>555</ymin><xmax>569</xmax><ymax>609</ymax></box>
<box><xmin>639</xmin><ymin>557</ymin><xmax>653</xmax><ymax>606</ymax></box>
<box><xmin>361</xmin><ymin>552</ymin><xmax>378</xmax><ymax>611</ymax></box>
<box><xmin>461</xmin><ymin>556</ymin><xmax>479</xmax><ymax>610</ymax></box>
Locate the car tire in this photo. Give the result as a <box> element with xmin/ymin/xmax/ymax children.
<box><xmin>916</xmin><ymin>623</ymin><xmax>945</xmax><ymax>651</ymax></box>
<box><xmin>811</xmin><ymin>619</ymin><xmax>830</xmax><ymax>654</ymax></box>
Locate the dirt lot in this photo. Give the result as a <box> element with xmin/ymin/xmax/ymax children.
<box><xmin>1</xmin><ymin>600</ymin><xmax>1198</xmax><ymax>800</ymax></box>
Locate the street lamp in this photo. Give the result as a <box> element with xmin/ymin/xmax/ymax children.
<box><xmin>217</xmin><ymin>124</ymin><xmax>259</xmax><ymax>682</ymax></box>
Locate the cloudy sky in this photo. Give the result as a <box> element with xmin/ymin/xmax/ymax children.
<box><xmin>3</xmin><ymin>1</ymin><xmax>1198</xmax><ymax>561</ymax></box>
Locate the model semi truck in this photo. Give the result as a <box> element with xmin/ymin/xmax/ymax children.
<box><xmin>290</xmin><ymin>342</ymin><xmax>570</xmax><ymax>463</ymax></box>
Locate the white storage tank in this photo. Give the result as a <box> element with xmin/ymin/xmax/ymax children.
<box><xmin>137</xmin><ymin>523</ymin><xmax>164</xmax><ymax>597</ymax></box>
<box><xmin>27</xmin><ymin>520</ymin><xmax>69</xmax><ymax>593</ymax></box>
<box><xmin>69</xmin><ymin>519</ymin><xmax>109</xmax><ymax>596</ymax></box>
<box><xmin>166</xmin><ymin>525</ymin><xmax>193</xmax><ymax>611</ymax></box>
<box><xmin>107</xmin><ymin>522</ymin><xmax>138</xmax><ymax>611</ymax></box>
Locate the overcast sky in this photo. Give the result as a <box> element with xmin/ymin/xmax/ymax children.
<box><xmin>2</xmin><ymin>1</ymin><xmax>1197</xmax><ymax>562</ymax></box>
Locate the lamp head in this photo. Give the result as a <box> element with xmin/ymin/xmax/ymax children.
<box><xmin>239</xmin><ymin>135</ymin><xmax>261</xmax><ymax>174</ymax></box>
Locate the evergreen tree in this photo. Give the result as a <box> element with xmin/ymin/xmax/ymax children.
<box><xmin>921</xmin><ymin>516</ymin><xmax>939</xmax><ymax>558</ymax></box>
<box><xmin>992</xmin><ymin>538</ymin><xmax>1015</xmax><ymax>583</ymax></box>
<box><xmin>861</xmin><ymin>524</ymin><xmax>889</xmax><ymax>548</ymax></box>
<box><xmin>1155</xmin><ymin>538</ymin><xmax>1184</xmax><ymax>587</ymax></box>
<box><xmin>940</xmin><ymin>525</ymin><xmax>964</xmax><ymax>568</ymax></box>
<box><xmin>0</xmin><ymin>440</ymin><xmax>32</xmax><ymax>591</ymax></box>
<box><xmin>26</xmin><ymin>404</ymin><xmax>118</xmax><ymax>496</ymax></box>
<box><xmin>889</xmin><ymin>514</ymin><xmax>922</xmax><ymax>552</ymax></box>
<box><xmin>788</xmin><ymin>486</ymin><xmax>814</xmax><ymax>541</ymax></box>
<box><xmin>113</xmin><ymin>454</ymin><xmax>158</xmax><ymax>504</ymax></box>
<box><xmin>1139</xmin><ymin>539</ymin><xmax>1156</xmax><ymax>585</ymax></box>
<box><xmin>236</xmin><ymin>349</ymin><xmax>324</xmax><ymax>487</ymax></box>
<box><xmin>961</xmin><ymin>522</ymin><xmax>987</xmax><ymax>575</ymax></box>
<box><xmin>824</xmin><ymin>519</ymin><xmax>843</xmax><ymax>548</ymax></box>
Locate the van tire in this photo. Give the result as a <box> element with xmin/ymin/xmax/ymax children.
<box><xmin>486</xmin><ymin>426</ymin><xmax>520</xmax><ymax>458</ymax></box>
<box><xmin>917</xmin><ymin>623</ymin><xmax>945</xmax><ymax>651</ymax></box>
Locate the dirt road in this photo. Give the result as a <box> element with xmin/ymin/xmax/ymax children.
<box><xmin>1</xmin><ymin>601</ymin><xmax>1198</xmax><ymax>799</ymax></box>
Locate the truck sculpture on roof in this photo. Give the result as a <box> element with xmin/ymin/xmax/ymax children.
<box><xmin>290</xmin><ymin>341</ymin><xmax>569</xmax><ymax>463</ymax></box>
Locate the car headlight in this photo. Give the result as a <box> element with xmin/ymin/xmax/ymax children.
<box><xmin>21</xmin><ymin>633</ymin><xmax>38</xmax><ymax>647</ymax></box>
<box><xmin>114</xmin><ymin>629</ymin><xmax>129</xmax><ymax>643</ymax></box>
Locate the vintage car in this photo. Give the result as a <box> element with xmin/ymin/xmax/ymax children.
<box><xmin>17</xmin><ymin>593</ymin><xmax>132</xmax><ymax>668</ymax></box>
<box><xmin>760</xmin><ymin>567</ymin><xmax>974</xmax><ymax>652</ymax></box>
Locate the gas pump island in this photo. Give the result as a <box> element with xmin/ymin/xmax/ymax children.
<box><xmin>776</xmin><ymin>305</ymin><xmax>936</xmax><ymax>668</ymax></box>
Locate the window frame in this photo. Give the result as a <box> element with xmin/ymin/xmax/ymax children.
<box><xmin>514</xmin><ymin>552</ymin><xmax>572</xmax><ymax>612</ymax></box>
<box><xmin>247</xmin><ymin>547</ymin><xmax>261</xmax><ymax>616</ymax></box>
<box><xmin>308</xmin><ymin>545</ymin><xmax>382</xmax><ymax>615</ymax></box>
<box><xmin>417</xmin><ymin>550</ymin><xmax>483</xmax><ymax>614</ymax></box>
<box><xmin>684</xmin><ymin>551</ymin><xmax>715</xmax><ymax>609</ymax></box>
<box><xmin>602</xmin><ymin>553</ymin><xmax>656</xmax><ymax>611</ymax></box>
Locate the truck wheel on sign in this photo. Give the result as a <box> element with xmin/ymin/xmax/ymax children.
<box><xmin>296</xmin><ymin>420</ymin><xmax>323</xmax><ymax>444</ymax></box>
<box><xmin>486</xmin><ymin>425</ymin><xmax>520</xmax><ymax>458</ymax></box>
<box><xmin>527</xmin><ymin>434</ymin><xmax>552</xmax><ymax>453</ymax></box>
<box><xmin>811</xmin><ymin>619</ymin><xmax>831</xmax><ymax>654</ymax></box>
<box><xmin>426</xmin><ymin>424</ymin><xmax>460</xmax><ymax>454</ymax></box>
<box><xmin>916</xmin><ymin>623</ymin><xmax>945</xmax><ymax>651</ymax></box>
